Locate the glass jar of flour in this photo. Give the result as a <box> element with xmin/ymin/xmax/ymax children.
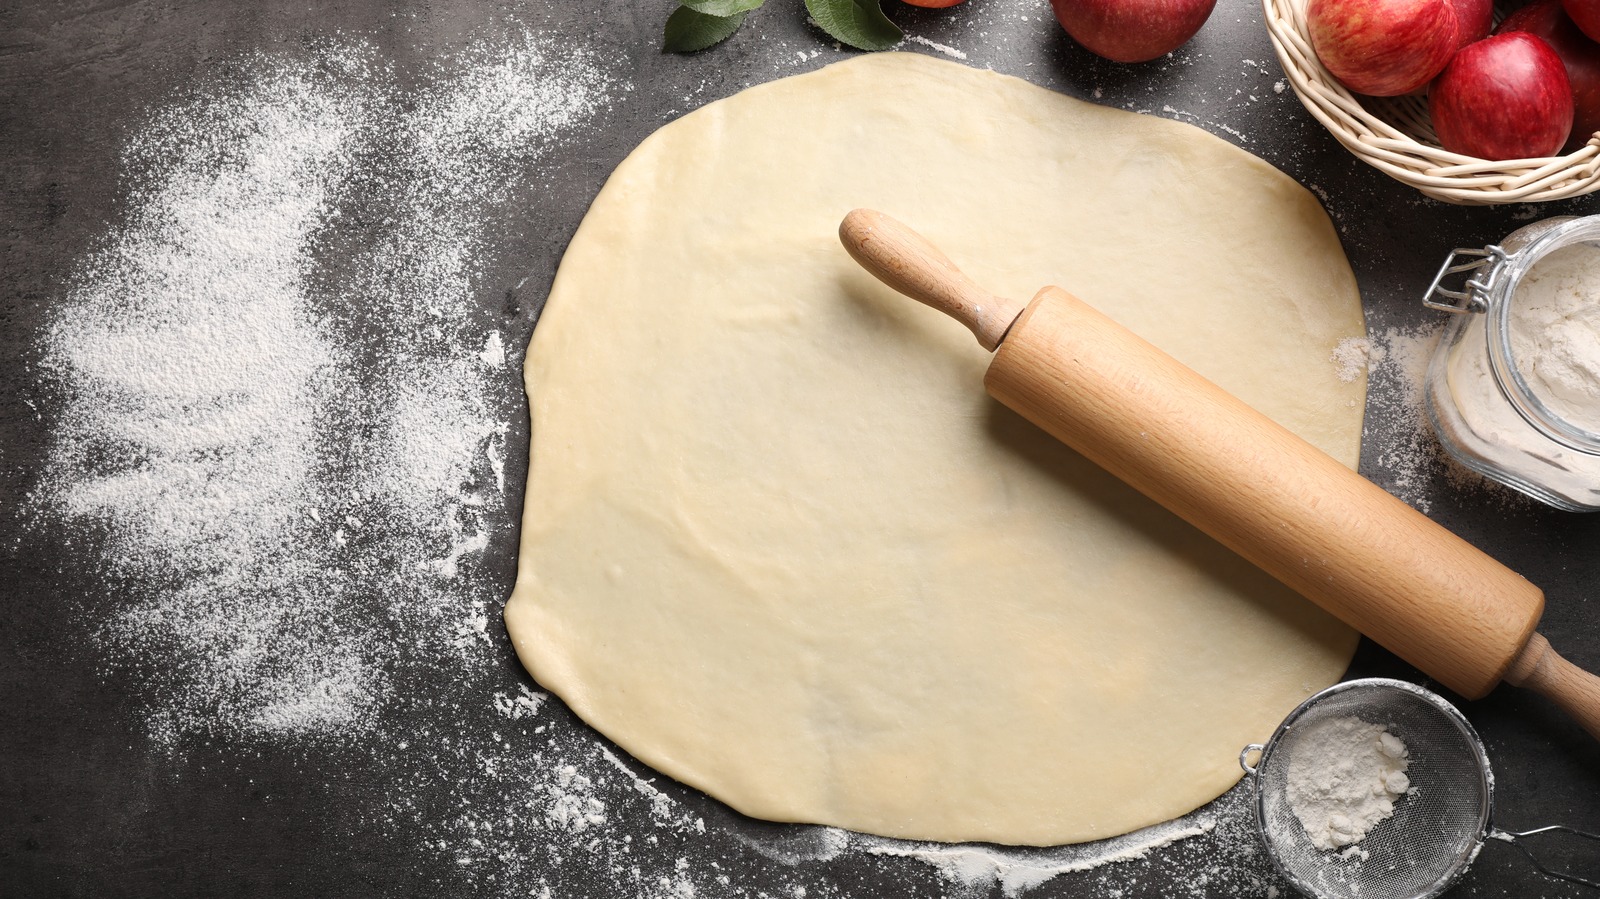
<box><xmin>1423</xmin><ymin>215</ymin><xmax>1600</xmax><ymax>512</ymax></box>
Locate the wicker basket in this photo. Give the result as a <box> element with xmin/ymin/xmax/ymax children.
<box><xmin>1263</xmin><ymin>0</ymin><xmax>1600</xmax><ymax>204</ymax></box>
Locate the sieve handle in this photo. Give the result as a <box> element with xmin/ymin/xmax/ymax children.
<box><xmin>1505</xmin><ymin>633</ymin><xmax>1600</xmax><ymax>743</ymax></box>
<box><xmin>1239</xmin><ymin>743</ymin><xmax>1264</xmax><ymax>775</ymax></box>
<box><xmin>1493</xmin><ymin>825</ymin><xmax>1600</xmax><ymax>890</ymax></box>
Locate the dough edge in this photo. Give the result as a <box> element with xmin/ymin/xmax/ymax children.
<box><xmin>507</xmin><ymin>52</ymin><xmax>1365</xmax><ymax>846</ymax></box>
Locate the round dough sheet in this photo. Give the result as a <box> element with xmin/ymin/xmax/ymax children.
<box><xmin>507</xmin><ymin>52</ymin><xmax>1365</xmax><ymax>846</ymax></box>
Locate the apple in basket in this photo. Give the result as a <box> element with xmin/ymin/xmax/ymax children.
<box><xmin>1499</xmin><ymin>0</ymin><xmax>1600</xmax><ymax>151</ymax></box>
<box><xmin>1566</xmin><ymin>0</ymin><xmax>1600</xmax><ymax>42</ymax></box>
<box><xmin>1451</xmin><ymin>0</ymin><xmax>1494</xmax><ymax>48</ymax></box>
<box><xmin>1306</xmin><ymin>0</ymin><xmax>1459</xmax><ymax>95</ymax></box>
<box><xmin>1430</xmin><ymin>32</ymin><xmax>1575</xmax><ymax>160</ymax></box>
<box><xmin>1049</xmin><ymin>0</ymin><xmax>1218</xmax><ymax>63</ymax></box>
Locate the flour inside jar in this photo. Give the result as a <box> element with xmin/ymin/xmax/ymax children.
<box><xmin>1509</xmin><ymin>242</ymin><xmax>1600</xmax><ymax>434</ymax></box>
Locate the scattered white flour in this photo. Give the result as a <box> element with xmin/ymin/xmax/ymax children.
<box><xmin>481</xmin><ymin>330</ymin><xmax>506</xmax><ymax>367</ymax></box>
<box><xmin>598</xmin><ymin>746</ymin><xmax>680</xmax><ymax>821</ymax></box>
<box><xmin>868</xmin><ymin>817</ymin><xmax>1215</xmax><ymax>898</ymax></box>
<box><xmin>546</xmin><ymin>765</ymin><xmax>608</xmax><ymax>833</ymax></box>
<box><xmin>733</xmin><ymin>824</ymin><xmax>852</xmax><ymax>866</ymax></box>
<box><xmin>1331</xmin><ymin>336</ymin><xmax>1370</xmax><ymax>384</ymax></box>
<box><xmin>41</xmin><ymin>55</ymin><xmax>387</xmax><ymax>743</ymax></box>
<box><xmin>1358</xmin><ymin>322</ymin><xmax>1495</xmax><ymax>513</ymax></box>
<box><xmin>1509</xmin><ymin>242</ymin><xmax>1600</xmax><ymax>431</ymax></box>
<box><xmin>906</xmin><ymin>34</ymin><xmax>968</xmax><ymax>60</ymax></box>
<box><xmin>1285</xmin><ymin>716</ymin><xmax>1411</xmax><ymax>851</ymax></box>
<box><xmin>37</xmin><ymin>32</ymin><xmax>610</xmax><ymax>746</ymax></box>
<box><xmin>833</xmin><ymin>782</ymin><xmax>1290</xmax><ymax>899</ymax></box>
<box><xmin>493</xmin><ymin>685</ymin><xmax>547</xmax><ymax>721</ymax></box>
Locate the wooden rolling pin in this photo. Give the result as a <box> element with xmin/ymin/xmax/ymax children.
<box><xmin>839</xmin><ymin>207</ymin><xmax>1600</xmax><ymax>741</ymax></box>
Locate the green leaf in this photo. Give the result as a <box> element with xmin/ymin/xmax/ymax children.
<box><xmin>663</xmin><ymin>6</ymin><xmax>749</xmax><ymax>53</ymax></box>
<box><xmin>681</xmin><ymin>0</ymin><xmax>765</xmax><ymax>14</ymax></box>
<box><xmin>804</xmin><ymin>0</ymin><xmax>902</xmax><ymax>51</ymax></box>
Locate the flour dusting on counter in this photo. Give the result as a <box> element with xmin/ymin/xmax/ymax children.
<box><xmin>867</xmin><ymin>817</ymin><xmax>1216</xmax><ymax>897</ymax></box>
<box><xmin>37</xmin><ymin>33</ymin><xmax>612</xmax><ymax>747</ymax></box>
<box><xmin>906</xmin><ymin>34</ymin><xmax>969</xmax><ymax>59</ymax></box>
<box><xmin>40</xmin><ymin>55</ymin><xmax>386</xmax><ymax>744</ymax></box>
<box><xmin>844</xmin><ymin>783</ymin><xmax>1279</xmax><ymax>898</ymax></box>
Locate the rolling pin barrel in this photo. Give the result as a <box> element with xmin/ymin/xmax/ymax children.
<box><xmin>839</xmin><ymin>208</ymin><xmax>1600</xmax><ymax>741</ymax></box>
<box><xmin>985</xmin><ymin>285</ymin><xmax>1541</xmax><ymax>699</ymax></box>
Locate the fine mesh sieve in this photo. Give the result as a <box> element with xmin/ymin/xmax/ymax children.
<box><xmin>1240</xmin><ymin>678</ymin><xmax>1599</xmax><ymax>899</ymax></box>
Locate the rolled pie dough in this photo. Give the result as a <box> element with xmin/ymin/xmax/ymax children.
<box><xmin>507</xmin><ymin>53</ymin><xmax>1365</xmax><ymax>846</ymax></box>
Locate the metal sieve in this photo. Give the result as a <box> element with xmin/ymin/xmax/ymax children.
<box><xmin>1239</xmin><ymin>678</ymin><xmax>1599</xmax><ymax>899</ymax></box>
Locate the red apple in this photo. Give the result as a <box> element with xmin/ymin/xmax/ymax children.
<box><xmin>1450</xmin><ymin>0</ymin><xmax>1495</xmax><ymax>47</ymax></box>
<box><xmin>1565</xmin><ymin>0</ymin><xmax>1600</xmax><ymax>42</ymax></box>
<box><xmin>1430</xmin><ymin>32</ymin><xmax>1574</xmax><ymax>159</ymax></box>
<box><xmin>1307</xmin><ymin>0</ymin><xmax>1460</xmax><ymax>95</ymax></box>
<box><xmin>1049</xmin><ymin>0</ymin><xmax>1218</xmax><ymax>63</ymax></box>
<box><xmin>1500</xmin><ymin>0</ymin><xmax>1600</xmax><ymax>149</ymax></box>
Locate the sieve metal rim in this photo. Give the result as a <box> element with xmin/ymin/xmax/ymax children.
<box><xmin>1240</xmin><ymin>677</ymin><xmax>1496</xmax><ymax>899</ymax></box>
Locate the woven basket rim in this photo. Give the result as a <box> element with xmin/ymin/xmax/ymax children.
<box><xmin>1263</xmin><ymin>0</ymin><xmax>1600</xmax><ymax>204</ymax></box>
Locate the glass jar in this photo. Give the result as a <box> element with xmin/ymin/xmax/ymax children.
<box><xmin>1423</xmin><ymin>215</ymin><xmax>1600</xmax><ymax>512</ymax></box>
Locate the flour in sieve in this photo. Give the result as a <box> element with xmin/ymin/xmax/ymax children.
<box><xmin>1285</xmin><ymin>716</ymin><xmax>1412</xmax><ymax>851</ymax></box>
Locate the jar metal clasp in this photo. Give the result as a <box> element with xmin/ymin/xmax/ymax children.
<box><xmin>1422</xmin><ymin>245</ymin><xmax>1512</xmax><ymax>315</ymax></box>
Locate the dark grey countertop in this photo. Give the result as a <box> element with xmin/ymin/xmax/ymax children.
<box><xmin>3</xmin><ymin>1</ymin><xmax>1598</xmax><ymax>897</ymax></box>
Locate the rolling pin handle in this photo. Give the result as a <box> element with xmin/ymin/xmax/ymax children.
<box><xmin>839</xmin><ymin>209</ymin><xmax>1024</xmax><ymax>351</ymax></box>
<box><xmin>1505</xmin><ymin>633</ymin><xmax>1600</xmax><ymax>743</ymax></box>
